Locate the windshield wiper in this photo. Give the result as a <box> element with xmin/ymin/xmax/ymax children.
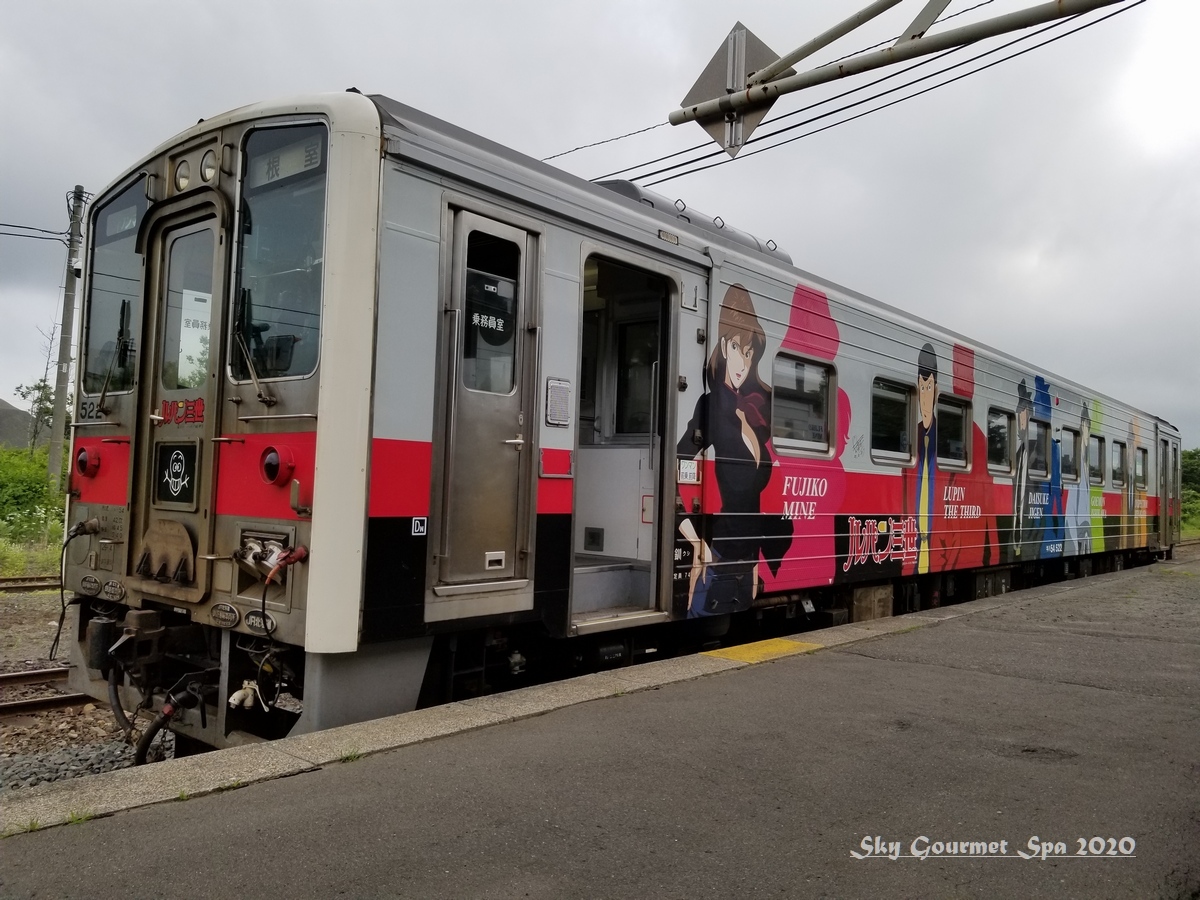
<box><xmin>97</xmin><ymin>299</ymin><xmax>129</xmax><ymax>414</ymax></box>
<box><xmin>234</xmin><ymin>288</ymin><xmax>276</xmax><ymax>406</ymax></box>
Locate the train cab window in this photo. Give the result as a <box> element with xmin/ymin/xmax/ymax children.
<box><xmin>772</xmin><ymin>355</ymin><xmax>831</xmax><ymax>453</ymax></box>
<box><xmin>1111</xmin><ymin>441</ymin><xmax>1127</xmax><ymax>487</ymax></box>
<box><xmin>871</xmin><ymin>379</ymin><xmax>911</xmax><ymax>463</ymax></box>
<box><xmin>83</xmin><ymin>176</ymin><xmax>148</xmax><ymax>395</ymax></box>
<box><xmin>1028</xmin><ymin>419</ymin><xmax>1050</xmax><ymax>476</ymax></box>
<box><xmin>1089</xmin><ymin>436</ymin><xmax>1105</xmax><ymax>484</ymax></box>
<box><xmin>1135</xmin><ymin>447</ymin><xmax>1148</xmax><ymax>489</ymax></box>
<box><xmin>936</xmin><ymin>399</ymin><xmax>968</xmax><ymax>467</ymax></box>
<box><xmin>1060</xmin><ymin>427</ymin><xmax>1081</xmax><ymax>482</ymax></box>
<box><xmin>233</xmin><ymin>124</ymin><xmax>328</xmax><ymax>382</ymax></box>
<box><xmin>987</xmin><ymin>408</ymin><xmax>1013</xmax><ymax>471</ymax></box>
<box><xmin>462</xmin><ymin>233</ymin><xmax>520</xmax><ymax>394</ymax></box>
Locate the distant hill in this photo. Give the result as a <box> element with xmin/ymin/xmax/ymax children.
<box><xmin>0</xmin><ymin>397</ymin><xmax>35</xmax><ymax>449</ymax></box>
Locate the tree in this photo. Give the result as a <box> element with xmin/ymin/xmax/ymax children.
<box><xmin>14</xmin><ymin>378</ymin><xmax>55</xmax><ymax>452</ymax></box>
<box><xmin>1182</xmin><ymin>448</ymin><xmax>1200</xmax><ymax>494</ymax></box>
<box><xmin>14</xmin><ymin>321</ymin><xmax>69</xmax><ymax>454</ymax></box>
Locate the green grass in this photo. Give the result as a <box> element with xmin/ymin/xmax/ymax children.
<box><xmin>339</xmin><ymin>750</ymin><xmax>363</xmax><ymax>763</ymax></box>
<box><xmin>0</xmin><ymin>538</ymin><xmax>61</xmax><ymax>577</ymax></box>
<box><xmin>65</xmin><ymin>810</ymin><xmax>94</xmax><ymax>825</ymax></box>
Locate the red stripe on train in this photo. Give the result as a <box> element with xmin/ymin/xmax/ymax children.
<box><xmin>214</xmin><ymin>432</ymin><xmax>317</xmax><ymax>520</ymax></box>
<box><xmin>369</xmin><ymin>439</ymin><xmax>432</xmax><ymax>518</ymax></box>
<box><xmin>70</xmin><ymin>437</ymin><xmax>130</xmax><ymax>507</ymax></box>
<box><xmin>537</xmin><ymin>448</ymin><xmax>575</xmax><ymax>514</ymax></box>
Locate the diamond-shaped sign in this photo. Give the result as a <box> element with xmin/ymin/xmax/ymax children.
<box><xmin>680</xmin><ymin>22</ymin><xmax>795</xmax><ymax>157</ymax></box>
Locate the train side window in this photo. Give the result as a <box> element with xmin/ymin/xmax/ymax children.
<box><xmin>1060</xmin><ymin>427</ymin><xmax>1081</xmax><ymax>482</ymax></box>
<box><xmin>871</xmin><ymin>379</ymin><xmax>911</xmax><ymax>463</ymax></box>
<box><xmin>615</xmin><ymin>319</ymin><xmax>658</xmax><ymax>432</ymax></box>
<box><xmin>772</xmin><ymin>355</ymin><xmax>832</xmax><ymax>453</ymax></box>
<box><xmin>936</xmin><ymin>398</ymin><xmax>969</xmax><ymax>467</ymax></box>
<box><xmin>1028</xmin><ymin>419</ymin><xmax>1050</xmax><ymax>476</ymax></box>
<box><xmin>1111</xmin><ymin>441</ymin><xmax>1127</xmax><ymax>487</ymax></box>
<box><xmin>1088</xmin><ymin>436</ymin><xmax>1105</xmax><ymax>484</ymax></box>
<box><xmin>987</xmin><ymin>409</ymin><xmax>1013</xmax><ymax>472</ymax></box>
<box><xmin>463</xmin><ymin>232</ymin><xmax>521</xmax><ymax>394</ymax></box>
<box><xmin>1135</xmin><ymin>446</ymin><xmax>1148</xmax><ymax>489</ymax></box>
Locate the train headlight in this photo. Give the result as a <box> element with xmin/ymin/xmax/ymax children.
<box><xmin>174</xmin><ymin>159</ymin><xmax>191</xmax><ymax>192</ymax></box>
<box><xmin>260</xmin><ymin>445</ymin><xmax>295</xmax><ymax>487</ymax></box>
<box><xmin>75</xmin><ymin>447</ymin><xmax>100</xmax><ymax>478</ymax></box>
<box><xmin>200</xmin><ymin>150</ymin><xmax>218</xmax><ymax>183</ymax></box>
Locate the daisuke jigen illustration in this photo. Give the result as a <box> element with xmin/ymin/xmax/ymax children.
<box><xmin>1066</xmin><ymin>402</ymin><xmax>1094</xmax><ymax>556</ymax></box>
<box><xmin>914</xmin><ymin>343</ymin><xmax>938</xmax><ymax>575</ymax></box>
<box><xmin>1012</xmin><ymin>379</ymin><xmax>1033</xmax><ymax>558</ymax></box>
<box><xmin>677</xmin><ymin>284</ymin><xmax>792</xmax><ymax>617</ymax></box>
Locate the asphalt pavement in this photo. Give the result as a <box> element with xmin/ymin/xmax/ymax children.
<box><xmin>2</xmin><ymin>548</ymin><xmax>1199</xmax><ymax>899</ymax></box>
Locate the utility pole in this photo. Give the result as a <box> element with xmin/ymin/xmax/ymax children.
<box><xmin>47</xmin><ymin>185</ymin><xmax>86</xmax><ymax>490</ymax></box>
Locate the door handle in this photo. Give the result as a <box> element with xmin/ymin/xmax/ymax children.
<box><xmin>504</xmin><ymin>436</ymin><xmax>525</xmax><ymax>450</ymax></box>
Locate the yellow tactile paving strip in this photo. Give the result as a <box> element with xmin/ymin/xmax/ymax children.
<box><xmin>702</xmin><ymin>637</ymin><xmax>824</xmax><ymax>663</ymax></box>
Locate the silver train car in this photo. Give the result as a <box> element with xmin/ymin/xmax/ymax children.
<box><xmin>64</xmin><ymin>91</ymin><xmax>1182</xmax><ymax>754</ymax></box>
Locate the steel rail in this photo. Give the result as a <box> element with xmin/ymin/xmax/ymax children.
<box><xmin>0</xmin><ymin>693</ymin><xmax>91</xmax><ymax>717</ymax></box>
<box><xmin>0</xmin><ymin>576</ymin><xmax>61</xmax><ymax>593</ymax></box>
<box><xmin>0</xmin><ymin>667</ymin><xmax>70</xmax><ymax>688</ymax></box>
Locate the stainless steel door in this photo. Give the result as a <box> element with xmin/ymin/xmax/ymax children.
<box><xmin>128</xmin><ymin>211</ymin><xmax>226</xmax><ymax>602</ymax></box>
<box><xmin>439</xmin><ymin>213</ymin><xmax>531</xmax><ymax>585</ymax></box>
<box><xmin>1159</xmin><ymin>437</ymin><xmax>1169</xmax><ymax>546</ymax></box>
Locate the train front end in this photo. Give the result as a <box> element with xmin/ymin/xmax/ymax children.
<box><xmin>64</xmin><ymin>93</ymin><xmax>383</xmax><ymax>753</ymax></box>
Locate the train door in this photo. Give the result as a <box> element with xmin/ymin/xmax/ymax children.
<box><xmin>1159</xmin><ymin>435</ymin><xmax>1171</xmax><ymax>548</ymax></box>
<box><xmin>127</xmin><ymin>197</ymin><xmax>228</xmax><ymax>603</ymax></box>
<box><xmin>1173</xmin><ymin>442</ymin><xmax>1182</xmax><ymax>543</ymax></box>
<box><xmin>430</xmin><ymin>212</ymin><xmax>536</xmax><ymax>614</ymax></box>
<box><xmin>571</xmin><ymin>255</ymin><xmax>676</xmax><ymax>629</ymax></box>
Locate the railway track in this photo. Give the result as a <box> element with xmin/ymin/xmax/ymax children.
<box><xmin>0</xmin><ymin>667</ymin><xmax>89</xmax><ymax>717</ymax></box>
<box><xmin>0</xmin><ymin>576</ymin><xmax>61</xmax><ymax>594</ymax></box>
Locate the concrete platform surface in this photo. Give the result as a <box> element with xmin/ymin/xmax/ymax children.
<box><xmin>2</xmin><ymin>548</ymin><xmax>1198</xmax><ymax>899</ymax></box>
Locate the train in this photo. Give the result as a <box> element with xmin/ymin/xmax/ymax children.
<box><xmin>63</xmin><ymin>90</ymin><xmax>1182</xmax><ymax>756</ymax></box>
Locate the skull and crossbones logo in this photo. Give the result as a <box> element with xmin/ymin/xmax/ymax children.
<box><xmin>164</xmin><ymin>450</ymin><xmax>190</xmax><ymax>497</ymax></box>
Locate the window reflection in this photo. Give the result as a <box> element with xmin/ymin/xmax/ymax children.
<box><xmin>233</xmin><ymin>125</ymin><xmax>327</xmax><ymax>381</ymax></box>
<box><xmin>161</xmin><ymin>230</ymin><xmax>215</xmax><ymax>390</ymax></box>
<box><xmin>83</xmin><ymin>178</ymin><xmax>147</xmax><ymax>394</ymax></box>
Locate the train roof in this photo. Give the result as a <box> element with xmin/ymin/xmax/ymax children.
<box><xmin>367</xmin><ymin>93</ymin><xmax>1176</xmax><ymax>433</ymax></box>
<box><xmin>368</xmin><ymin>94</ymin><xmax>793</xmax><ymax>265</ymax></box>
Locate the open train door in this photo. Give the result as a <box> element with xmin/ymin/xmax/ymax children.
<box><xmin>427</xmin><ymin>212</ymin><xmax>538</xmax><ymax>621</ymax></box>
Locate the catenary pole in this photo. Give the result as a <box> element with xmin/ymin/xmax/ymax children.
<box><xmin>47</xmin><ymin>185</ymin><xmax>86</xmax><ymax>490</ymax></box>
<box><xmin>670</xmin><ymin>0</ymin><xmax>1124</xmax><ymax>127</ymax></box>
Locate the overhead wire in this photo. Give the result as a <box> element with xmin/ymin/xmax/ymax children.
<box><xmin>542</xmin><ymin>121</ymin><xmax>668</xmax><ymax>162</ymax></box>
<box><xmin>0</xmin><ymin>222</ymin><xmax>68</xmax><ymax>236</ymax></box>
<box><xmin>553</xmin><ymin>0</ymin><xmax>1002</xmax><ymax>170</ymax></box>
<box><xmin>0</xmin><ymin>230</ymin><xmax>69</xmax><ymax>245</ymax></box>
<box><xmin>596</xmin><ymin>42</ymin><xmax>965</xmax><ymax>183</ymax></box>
<box><xmin>638</xmin><ymin>0</ymin><xmax>1144</xmax><ymax>187</ymax></box>
<box><xmin>592</xmin><ymin>1</ymin><xmax>1010</xmax><ymax>182</ymax></box>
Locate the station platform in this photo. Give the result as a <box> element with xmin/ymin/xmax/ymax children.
<box><xmin>3</xmin><ymin>547</ymin><xmax>1199</xmax><ymax>899</ymax></box>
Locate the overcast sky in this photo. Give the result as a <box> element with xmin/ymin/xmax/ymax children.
<box><xmin>1</xmin><ymin>0</ymin><xmax>1195</xmax><ymax>445</ymax></box>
